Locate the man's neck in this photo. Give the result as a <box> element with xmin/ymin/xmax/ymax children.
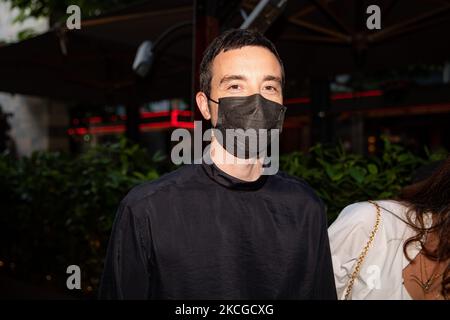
<box><xmin>209</xmin><ymin>138</ymin><xmax>263</xmax><ymax>182</ymax></box>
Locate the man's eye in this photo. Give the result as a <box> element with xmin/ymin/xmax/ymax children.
<box><xmin>265</xmin><ymin>86</ymin><xmax>277</xmax><ymax>92</ymax></box>
<box><xmin>228</xmin><ymin>84</ymin><xmax>240</xmax><ymax>90</ymax></box>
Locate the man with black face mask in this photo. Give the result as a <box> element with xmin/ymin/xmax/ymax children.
<box><xmin>206</xmin><ymin>93</ymin><xmax>286</xmax><ymax>161</ymax></box>
<box><xmin>99</xmin><ymin>29</ymin><xmax>337</xmax><ymax>300</ymax></box>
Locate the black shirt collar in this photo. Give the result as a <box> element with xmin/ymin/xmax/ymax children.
<box><xmin>200</xmin><ymin>158</ymin><xmax>268</xmax><ymax>191</ymax></box>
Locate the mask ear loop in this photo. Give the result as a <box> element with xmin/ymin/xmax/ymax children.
<box><xmin>277</xmin><ymin>106</ymin><xmax>287</xmax><ymax>132</ymax></box>
<box><xmin>205</xmin><ymin>94</ymin><xmax>219</xmax><ymax>105</ymax></box>
<box><xmin>204</xmin><ymin>94</ymin><xmax>221</xmax><ymax>133</ymax></box>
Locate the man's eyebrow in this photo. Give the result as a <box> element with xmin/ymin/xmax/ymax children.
<box><xmin>219</xmin><ymin>75</ymin><xmax>247</xmax><ymax>85</ymax></box>
<box><xmin>263</xmin><ymin>75</ymin><xmax>282</xmax><ymax>84</ymax></box>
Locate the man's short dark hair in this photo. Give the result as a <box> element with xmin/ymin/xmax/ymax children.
<box><xmin>199</xmin><ymin>28</ymin><xmax>285</xmax><ymax>98</ymax></box>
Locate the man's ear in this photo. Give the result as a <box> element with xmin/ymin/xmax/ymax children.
<box><xmin>196</xmin><ymin>91</ymin><xmax>211</xmax><ymax>120</ymax></box>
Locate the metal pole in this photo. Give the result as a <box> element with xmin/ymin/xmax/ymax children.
<box><xmin>240</xmin><ymin>0</ymin><xmax>271</xmax><ymax>29</ymax></box>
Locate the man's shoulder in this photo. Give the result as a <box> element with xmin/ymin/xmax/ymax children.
<box><xmin>271</xmin><ymin>170</ymin><xmax>325</xmax><ymax>211</ymax></box>
<box><xmin>121</xmin><ymin>164</ymin><xmax>198</xmax><ymax>208</ymax></box>
<box><xmin>273</xmin><ymin>170</ymin><xmax>321</xmax><ymax>199</ymax></box>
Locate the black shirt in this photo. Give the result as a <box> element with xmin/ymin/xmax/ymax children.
<box><xmin>98</xmin><ymin>161</ymin><xmax>337</xmax><ymax>299</ymax></box>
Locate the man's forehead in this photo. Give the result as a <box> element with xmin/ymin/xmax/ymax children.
<box><xmin>213</xmin><ymin>46</ymin><xmax>279</xmax><ymax>64</ymax></box>
<box><xmin>211</xmin><ymin>46</ymin><xmax>282</xmax><ymax>80</ymax></box>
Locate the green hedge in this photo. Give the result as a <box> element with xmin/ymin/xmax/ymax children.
<box><xmin>0</xmin><ymin>138</ymin><xmax>163</xmax><ymax>296</ymax></box>
<box><xmin>281</xmin><ymin>138</ymin><xmax>446</xmax><ymax>222</ymax></box>
<box><xmin>0</xmin><ymin>137</ymin><xmax>446</xmax><ymax>297</ymax></box>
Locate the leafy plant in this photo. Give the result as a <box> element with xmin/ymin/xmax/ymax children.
<box><xmin>280</xmin><ymin>137</ymin><xmax>448</xmax><ymax>222</ymax></box>
<box><xmin>0</xmin><ymin>137</ymin><xmax>163</xmax><ymax>296</ymax></box>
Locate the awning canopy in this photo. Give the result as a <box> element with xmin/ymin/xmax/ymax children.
<box><xmin>1</xmin><ymin>0</ymin><xmax>450</xmax><ymax>105</ymax></box>
<box><xmin>271</xmin><ymin>0</ymin><xmax>450</xmax><ymax>79</ymax></box>
<box><xmin>0</xmin><ymin>0</ymin><xmax>193</xmax><ymax>104</ymax></box>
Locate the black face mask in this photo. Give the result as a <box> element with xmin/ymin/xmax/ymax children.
<box><xmin>207</xmin><ymin>93</ymin><xmax>286</xmax><ymax>159</ymax></box>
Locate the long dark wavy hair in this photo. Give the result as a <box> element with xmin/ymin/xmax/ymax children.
<box><xmin>397</xmin><ymin>156</ymin><xmax>450</xmax><ymax>299</ymax></box>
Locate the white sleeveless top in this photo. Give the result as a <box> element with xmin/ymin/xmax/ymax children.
<box><xmin>328</xmin><ymin>200</ymin><xmax>432</xmax><ymax>300</ymax></box>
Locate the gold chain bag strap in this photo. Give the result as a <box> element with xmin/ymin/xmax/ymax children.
<box><xmin>344</xmin><ymin>200</ymin><xmax>382</xmax><ymax>300</ymax></box>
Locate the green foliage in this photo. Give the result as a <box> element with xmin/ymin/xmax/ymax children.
<box><xmin>2</xmin><ymin>0</ymin><xmax>144</xmax><ymax>41</ymax></box>
<box><xmin>0</xmin><ymin>137</ymin><xmax>162</xmax><ymax>295</ymax></box>
<box><xmin>3</xmin><ymin>0</ymin><xmax>144</xmax><ymax>22</ymax></box>
<box><xmin>16</xmin><ymin>27</ymin><xmax>38</xmax><ymax>41</ymax></box>
<box><xmin>280</xmin><ymin>137</ymin><xmax>448</xmax><ymax>222</ymax></box>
